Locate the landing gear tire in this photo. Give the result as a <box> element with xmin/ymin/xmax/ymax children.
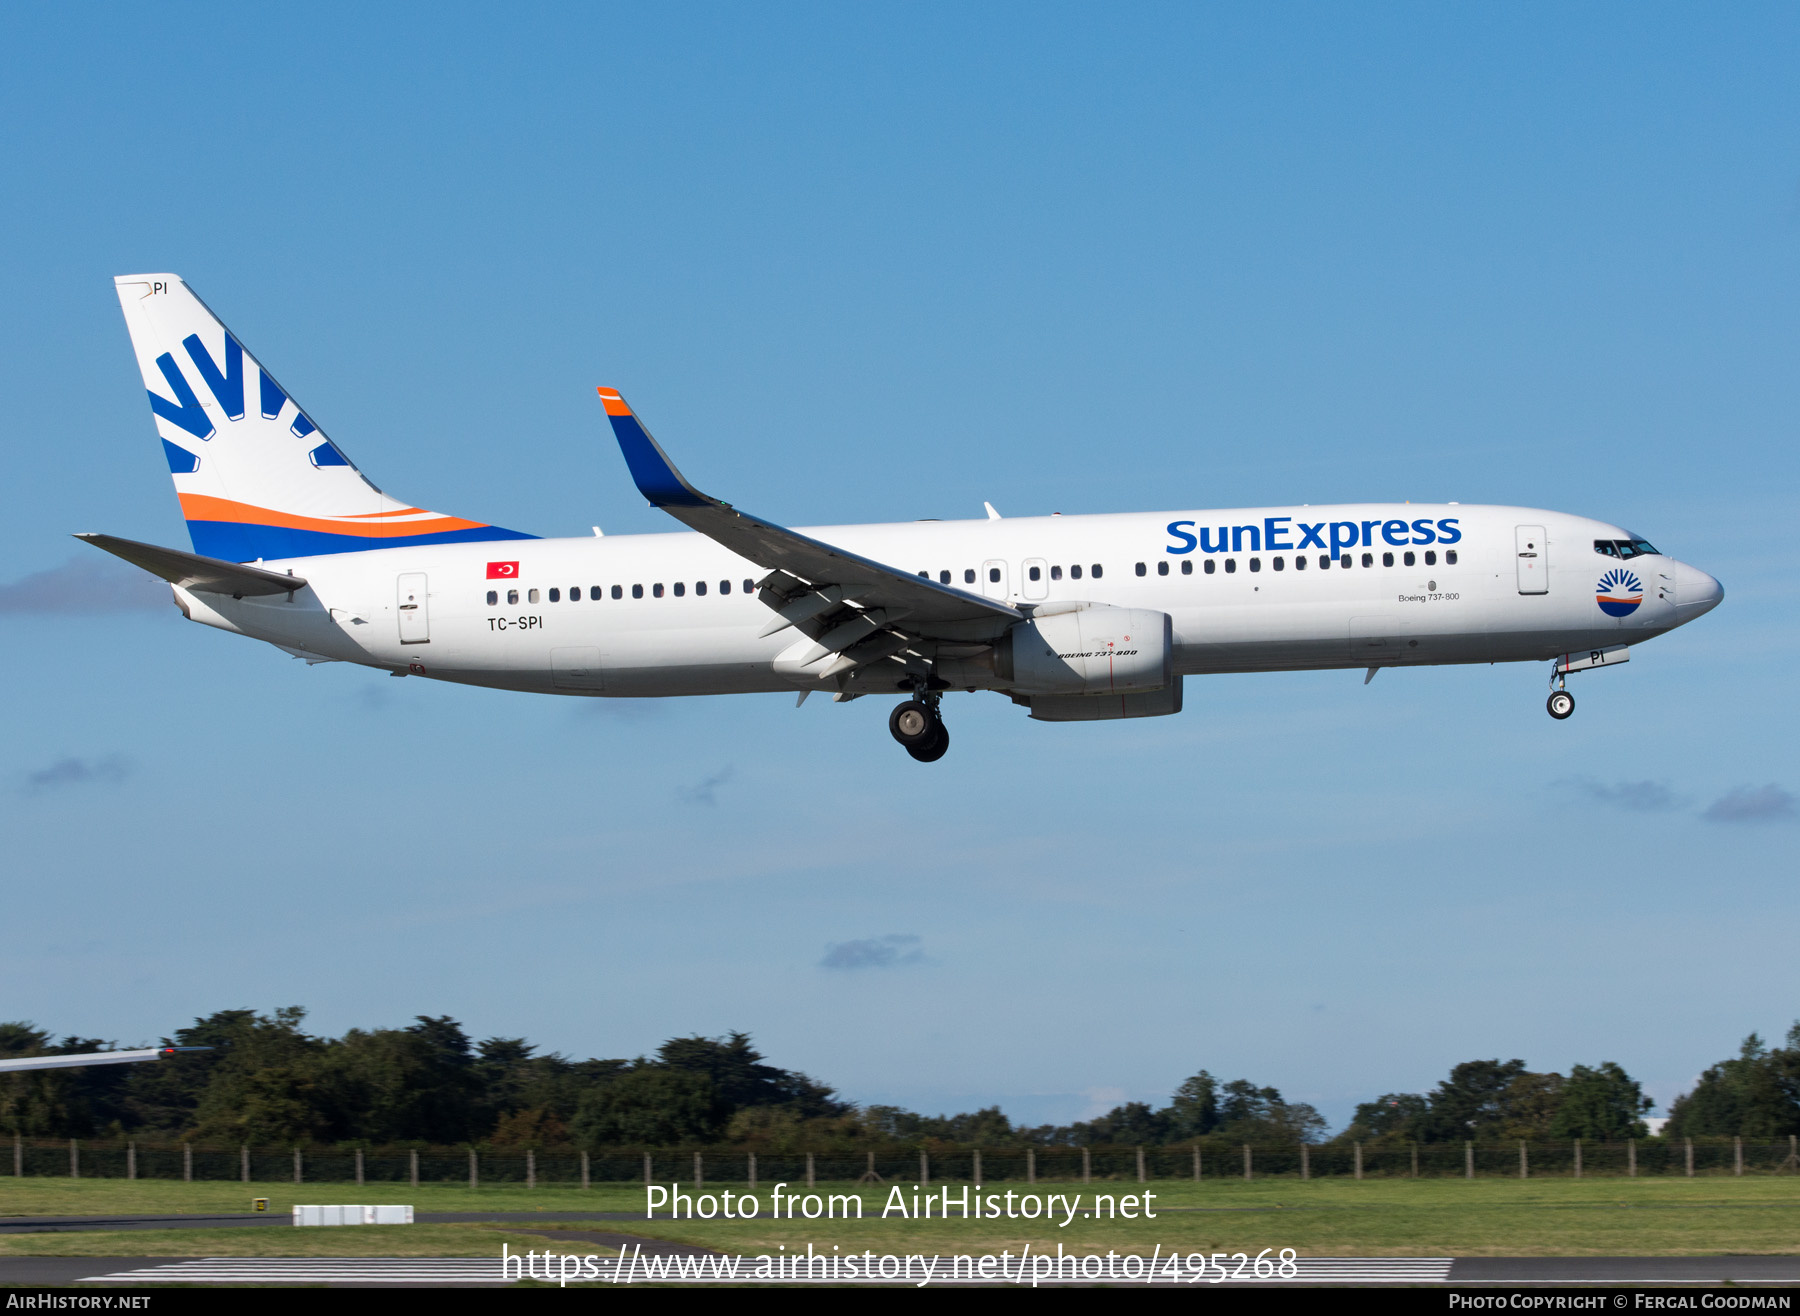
<box><xmin>906</xmin><ymin>721</ymin><xmax>950</xmax><ymax>762</ymax></box>
<box><xmin>1547</xmin><ymin>690</ymin><xmax>1575</xmax><ymax>720</ymax></box>
<box><xmin>889</xmin><ymin>701</ymin><xmax>938</xmax><ymax>747</ymax></box>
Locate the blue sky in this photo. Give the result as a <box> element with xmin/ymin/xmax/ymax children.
<box><xmin>2</xmin><ymin>4</ymin><xmax>1796</xmax><ymax>1130</ymax></box>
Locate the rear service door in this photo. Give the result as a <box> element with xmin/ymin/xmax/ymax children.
<box><xmin>1350</xmin><ymin>615</ymin><xmax>1398</xmax><ymax>657</ymax></box>
<box><xmin>1515</xmin><ymin>526</ymin><xmax>1547</xmax><ymax>595</ymax></box>
<box><xmin>397</xmin><ymin>573</ymin><xmax>430</xmax><ymax>643</ymax></box>
<box><xmin>551</xmin><ymin>646</ymin><xmax>605</xmax><ymax>691</ymax></box>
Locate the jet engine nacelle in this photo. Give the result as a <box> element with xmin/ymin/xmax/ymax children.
<box><xmin>996</xmin><ymin>605</ymin><xmax>1173</xmax><ymax>696</ymax></box>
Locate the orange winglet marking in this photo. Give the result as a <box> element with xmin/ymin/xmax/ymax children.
<box><xmin>596</xmin><ymin>387</ymin><xmax>633</xmax><ymax>417</ymax></box>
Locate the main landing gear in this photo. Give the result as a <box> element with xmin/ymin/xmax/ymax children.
<box><xmin>889</xmin><ymin>695</ymin><xmax>949</xmax><ymax>762</ymax></box>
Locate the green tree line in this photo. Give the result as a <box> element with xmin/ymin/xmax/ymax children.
<box><xmin>3</xmin><ymin>1009</ymin><xmax>1795</xmax><ymax>1147</ymax></box>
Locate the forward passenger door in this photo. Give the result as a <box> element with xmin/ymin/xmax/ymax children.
<box><xmin>1515</xmin><ymin>526</ymin><xmax>1547</xmax><ymax>595</ymax></box>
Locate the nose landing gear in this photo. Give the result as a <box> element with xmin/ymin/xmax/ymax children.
<box><xmin>1546</xmin><ymin>666</ymin><xmax>1575</xmax><ymax>719</ymax></box>
<box><xmin>1545</xmin><ymin>645</ymin><xmax>1627</xmax><ymax>719</ymax></box>
<box><xmin>889</xmin><ymin>694</ymin><xmax>950</xmax><ymax>762</ymax></box>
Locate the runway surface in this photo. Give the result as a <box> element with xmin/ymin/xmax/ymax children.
<box><xmin>0</xmin><ymin>1252</ymin><xmax>1796</xmax><ymax>1286</ymax></box>
<box><xmin>2</xmin><ymin>1215</ymin><xmax>1797</xmax><ymax>1285</ymax></box>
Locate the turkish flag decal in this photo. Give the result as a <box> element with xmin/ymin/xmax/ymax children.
<box><xmin>486</xmin><ymin>561</ymin><xmax>520</xmax><ymax>579</ymax></box>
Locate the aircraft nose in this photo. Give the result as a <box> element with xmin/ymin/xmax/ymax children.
<box><xmin>1673</xmin><ymin>561</ymin><xmax>1723</xmax><ymax>618</ymax></box>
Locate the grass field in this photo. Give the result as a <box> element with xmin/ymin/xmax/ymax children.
<box><xmin>4</xmin><ymin>1176</ymin><xmax>1799</xmax><ymax>1258</ymax></box>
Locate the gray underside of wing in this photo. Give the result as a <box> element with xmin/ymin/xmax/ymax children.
<box><xmin>661</xmin><ymin>501</ymin><xmax>1020</xmax><ymax>639</ymax></box>
<box><xmin>600</xmin><ymin>390</ymin><xmax>1020</xmax><ymax>671</ymax></box>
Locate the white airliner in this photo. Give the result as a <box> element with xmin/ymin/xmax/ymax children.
<box><xmin>87</xmin><ymin>275</ymin><xmax>1722</xmax><ymax>761</ymax></box>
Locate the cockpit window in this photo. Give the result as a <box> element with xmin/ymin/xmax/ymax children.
<box><xmin>1594</xmin><ymin>540</ymin><xmax>1621</xmax><ymax>559</ymax></box>
<box><xmin>1599</xmin><ymin>538</ymin><xmax>1659</xmax><ymax>559</ymax></box>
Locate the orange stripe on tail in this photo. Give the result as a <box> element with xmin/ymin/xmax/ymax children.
<box><xmin>177</xmin><ymin>494</ymin><xmax>491</xmax><ymax>538</ymax></box>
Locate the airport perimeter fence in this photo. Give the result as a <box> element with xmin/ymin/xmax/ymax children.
<box><xmin>10</xmin><ymin>1135</ymin><xmax>1800</xmax><ymax>1185</ymax></box>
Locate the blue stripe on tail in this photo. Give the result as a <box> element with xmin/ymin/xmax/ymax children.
<box><xmin>187</xmin><ymin>521</ymin><xmax>537</xmax><ymax>562</ymax></box>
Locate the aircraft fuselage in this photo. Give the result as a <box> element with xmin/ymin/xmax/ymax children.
<box><xmin>175</xmin><ymin>501</ymin><xmax>1721</xmax><ymax>699</ymax></box>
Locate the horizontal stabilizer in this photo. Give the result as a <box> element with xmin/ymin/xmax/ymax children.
<box><xmin>75</xmin><ymin>533</ymin><xmax>308</xmax><ymax>597</ymax></box>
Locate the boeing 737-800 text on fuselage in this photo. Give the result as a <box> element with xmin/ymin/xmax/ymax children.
<box><xmin>86</xmin><ymin>275</ymin><xmax>1723</xmax><ymax>761</ymax></box>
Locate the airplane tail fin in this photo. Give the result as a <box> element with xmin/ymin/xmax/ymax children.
<box><xmin>113</xmin><ymin>275</ymin><xmax>533</xmax><ymax>562</ymax></box>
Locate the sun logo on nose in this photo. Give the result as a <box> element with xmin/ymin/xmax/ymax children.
<box><xmin>1596</xmin><ymin>567</ymin><xmax>1644</xmax><ymax>617</ymax></box>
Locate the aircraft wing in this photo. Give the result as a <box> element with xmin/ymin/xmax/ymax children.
<box><xmin>598</xmin><ymin>389</ymin><xmax>1021</xmax><ymax>672</ymax></box>
<box><xmin>75</xmin><ymin>533</ymin><xmax>308</xmax><ymax>597</ymax></box>
<box><xmin>0</xmin><ymin>1046</ymin><xmax>209</xmax><ymax>1074</ymax></box>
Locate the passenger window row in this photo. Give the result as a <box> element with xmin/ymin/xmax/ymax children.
<box><xmin>482</xmin><ymin>548</ymin><xmax>1460</xmax><ymax>609</ymax></box>
<box><xmin>1133</xmin><ymin>549</ymin><xmax>1456</xmax><ymax>577</ymax></box>
<box><xmin>917</xmin><ymin>565</ymin><xmax>1107</xmax><ymax>585</ymax></box>
<box><xmin>485</xmin><ymin>579</ymin><xmax>756</xmax><ymax>607</ymax></box>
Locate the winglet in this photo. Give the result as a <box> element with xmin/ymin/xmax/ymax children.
<box><xmin>596</xmin><ymin>388</ymin><xmax>710</xmax><ymax>508</ymax></box>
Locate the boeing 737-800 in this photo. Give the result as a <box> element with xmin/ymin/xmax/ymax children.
<box><xmin>85</xmin><ymin>275</ymin><xmax>1723</xmax><ymax>761</ymax></box>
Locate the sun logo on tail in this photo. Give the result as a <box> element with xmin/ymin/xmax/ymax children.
<box><xmin>1596</xmin><ymin>567</ymin><xmax>1644</xmax><ymax>617</ymax></box>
